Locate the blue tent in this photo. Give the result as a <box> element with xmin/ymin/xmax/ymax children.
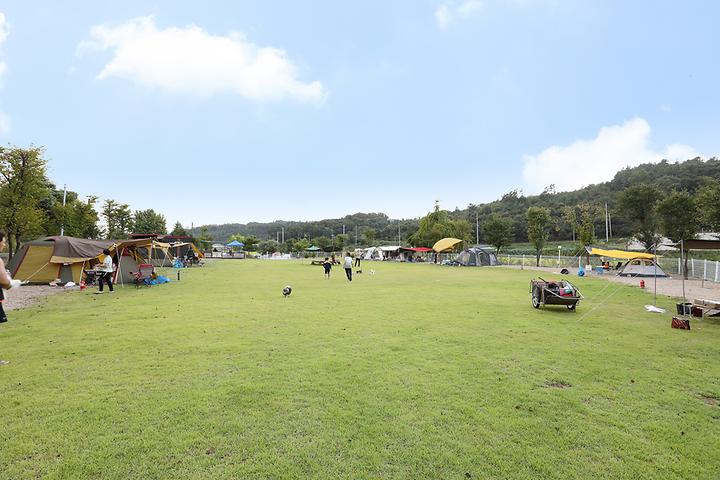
<box><xmin>227</xmin><ymin>240</ymin><xmax>244</xmax><ymax>248</ymax></box>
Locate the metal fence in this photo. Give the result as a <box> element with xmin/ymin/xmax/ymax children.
<box><xmin>500</xmin><ymin>254</ymin><xmax>720</xmax><ymax>283</ymax></box>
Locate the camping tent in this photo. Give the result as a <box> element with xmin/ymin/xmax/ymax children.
<box><xmin>363</xmin><ymin>247</ymin><xmax>384</xmax><ymax>261</ymax></box>
<box><xmin>7</xmin><ymin>236</ymin><xmax>158</xmax><ymax>285</ymax></box>
<box><xmin>455</xmin><ymin>246</ymin><xmax>500</xmax><ymax>266</ymax></box>
<box><xmin>433</xmin><ymin>238</ymin><xmax>462</xmax><ymax>252</ymax></box>
<box><xmin>618</xmin><ymin>258</ymin><xmax>668</xmax><ymax>277</ymax></box>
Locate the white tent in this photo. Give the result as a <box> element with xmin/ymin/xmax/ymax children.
<box><xmin>363</xmin><ymin>247</ymin><xmax>384</xmax><ymax>261</ymax></box>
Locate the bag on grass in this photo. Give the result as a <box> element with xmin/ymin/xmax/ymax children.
<box><xmin>671</xmin><ymin>317</ymin><xmax>690</xmax><ymax>330</ymax></box>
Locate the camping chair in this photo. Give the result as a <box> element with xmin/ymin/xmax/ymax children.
<box><xmin>133</xmin><ymin>264</ymin><xmax>155</xmax><ymax>288</ymax></box>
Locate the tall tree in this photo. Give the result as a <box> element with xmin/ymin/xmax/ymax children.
<box><xmin>334</xmin><ymin>233</ymin><xmax>347</xmax><ymax>252</ymax></box>
<box><xmin>362</xmin><ymin>227</ymin><xmax>376</xmax><ymax>246</ymax></box>
<box><xmin>576</xmin><ymin>203</ymin><xmax>599</xmax><ymax>263</ymax></box>
<box><xmin>526</xmin><ymin>206</ymin><xmax>551</xmax><ymax>266</ymax></box>
<box><xmin>102</xmin><ymin>200</ymin><xmax>133</xmax><ymax>239</ymax></box>
<box><xmin>696</xmin><ymin>183</ymin><xmax>720</xmax><ymax>233</ymax></box>
<box><xmin>170</xmin><ymin>222</ymin><xmax>188</xmax><ymax>236</ymax></box>
<box><xmin>407</xmin><ymin>201</ymin><xmax>454</xmax><ymax>248</ymax></box>
<box><xmin>0</xmin><ymin>146</ymin><xmax>49</xmax><ymax>258</ymax></box>
<box><xmin>561</xmin><ymin>206</ymin><xmax>577</xmax><ymax>242</ymax></box>
<box><xmin>617</xmin><ymin>184</ymin><xmax>661</xmax><ymax>250</ymax></box>
<box><xmin>197</xmin><ymin>226</ymin><xmax>213</xmax><ymax>250</ymax></box>
<box><xmin>483</xmin><ymin>214</ymin><xmax>513</xmax><ymax>254</ymax></box>
<box><xmin>133</xmin><ymin>209</ymin><xmax>167</xmax><ymax>235</ymax></box>
<box><xmin>657</xmin><ymin>191</ymin><xmax>700</xmax><ymax>278</ymax></box>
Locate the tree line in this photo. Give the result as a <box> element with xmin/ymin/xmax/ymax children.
<box><xmin>0</xmin><ymin>146</ymin><xmax>178</xmax><ymax>258</ymax></box>
<box><xmin>197</xmin><ymin>157</ymin><xmax>720</xmax><ymax>257</ymax></box>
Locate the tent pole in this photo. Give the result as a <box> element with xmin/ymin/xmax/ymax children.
<box><xmin>681</xmin><ymin>239</ymin><xmax>685</xmax><ymax>302</ymax></box>
<box><xmin>653</xmin><ymin>243</ymin><xmax>657</xmax><ymax>307</ymax></box>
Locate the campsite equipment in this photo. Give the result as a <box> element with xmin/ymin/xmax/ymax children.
<box><xmin>640</xmin><ymin>280</ymin><xmax>645</xmax><ymax>289</ymax></box>
<box><xmin>671</xmin><ymin>317</ymin><xmax>691</xmax><ymax>330</ymax></box>
<box><xmin>618</xmin><ymin>258</ymin><xmax>668</xmax><ymax>277</ymax></box>
<box><xmin>7</xmin><ymin>236</ymin><xmax>162</xmax><ymax>285</ymax></box>
<box><xmin>530</xmin><ymin>278</ymin><xmax>583</xmax><ymax>311</ymax></box>
<box><xmin>432</xmin><ymin>238</ymin><xmax>463</xmax><ymax>253</ymax></box>
<box><xmin>676</xmin><ymin>302</ymin><xmax>692</xmax><ymax>315</ymax></box>
<box><xmin>454</xmin><ymin>246</ymin><xmax>500</xmax><ymax>266</ymax></box>
<box><xmin>133</xmin><ymin>264</ymin><xmax>155</xmax><ymax>288</ymax></box>
<box><xmin>689</xmin><ymin>299</ymin><xmax>720</xmax><ymax>317</ymax></box>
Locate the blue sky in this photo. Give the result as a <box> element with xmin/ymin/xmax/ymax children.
<box><xmin>0</xmin><ymin>1</ymin><xmax>717</xmax><ymax>227</ymax></box>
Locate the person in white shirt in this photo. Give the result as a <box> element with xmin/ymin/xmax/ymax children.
<box><xmin>97</xmin><ymin>248</ymin><xmax>114</xmax><ymax>293</ymax></box>
<box><xmin>0</xmin><ymin>231</ymin><xmax>22</xmax><ymax>323</ymax></box>
<box><xmin>343</xmin><ymin>252</ymin><xmax>353</xmax><ymax>282</ymax></box>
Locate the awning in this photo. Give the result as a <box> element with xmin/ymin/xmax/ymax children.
<box><xmin>683</xmin><ymin>239</ymin><xmax>720</xmax><ymax>250</ymax></box>
<box><xmin>586</xmin><ymin>247</ymin><xmax>655</xmax><ymax>260</ymax></box>
<box><xmin>227</xmin><ymin>240</ymin><xmax>244</xmax><ymax>247</ymax></box>
<box><xmin>432</xmin><ymin>238</ymin><xmax>462</xmax><ymax>253</ymax></box>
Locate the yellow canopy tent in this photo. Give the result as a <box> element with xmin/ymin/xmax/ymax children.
<box><xmin>432</xmin><ymin>237</ymin><xmax>463</xmax><ymax>253</ymax></box>
<box><xmin>586</xmin><ymin>247</ymin><xmax>655</xmax><ymax>260</ymax></box>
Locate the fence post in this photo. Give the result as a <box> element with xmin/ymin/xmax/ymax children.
<box><xmin>678</xmin><ymin>257</ymin><xmax>681</xmax><ymax>275</ymax></box>
<box><xmin>716</xmin><ymin>261</ymin><xmax>719</xmax><ymax>283</ymax></box>
<box><xmin>704</xmin><ymin>259</ymin><xmax>707</xmax><ymax>280</ymax></box>
<box><xmin>692</xmin><ymin>259</ymin><xmax>695</xmax><ymax>277</ymax></box>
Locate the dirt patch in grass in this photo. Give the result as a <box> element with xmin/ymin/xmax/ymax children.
<box><xmin>545</xmin><ymin>380</ymin><xmax>572</xmax><ymax>389</ymax></box>
<box><xmin>698</xmin><ymin>393</ymin><xmax>720</xmax><ymax>406</ymax></box>
<box><xmin>3</xmin><ymin>285</ymin><xmax>70</xmax><ymax>311</ymax></box>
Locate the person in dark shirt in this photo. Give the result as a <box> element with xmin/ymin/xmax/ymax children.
<box><xmin>322</xmin><ymin>257</ymin><xmax>332</xmax><ymax>279</ymax></box>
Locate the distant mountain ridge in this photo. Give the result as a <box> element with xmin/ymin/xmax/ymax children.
<box><xmin>192</xmin><ymin>157</ymin><xmax>719</xmax><ymax>244</ymax></box>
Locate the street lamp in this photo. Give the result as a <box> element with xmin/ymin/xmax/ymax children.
<box><xmin>557</xmin><ymin>245</ymin><xmax>562</xmax><ymax>267</ymax></box>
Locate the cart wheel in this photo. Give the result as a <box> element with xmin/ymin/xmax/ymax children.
<box><xmin>532</xmin><ymin>294</ymin><xmax>540</xmax><ymax>309</ymax></box>
<box><xmin>567</xmin><ymin>304</ymin><xmax>576</xmax><ymax>311</ymax></box>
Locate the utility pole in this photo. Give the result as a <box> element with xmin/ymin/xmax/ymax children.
<box><xmin>281</xmin><ymin>226</ymin><xmax>284</xmax><ymax>243</ymax></box>
<box><xmin>342</xmin><ymin>224</ymin><xmax>345</xmax><ymax>236</ymax></box>
<box><xmin>60</xmin><ymin>184</ymin><xmax>67</xmax><ymax>236</ymax></box>
<box><xmin>355</xmin><ymin>225</ymin><xmax>358</xmax><ymax>247</ymax></box>
<box><xmin>605</xmin><ymin>202</ymin><xmax>609</xmax><ymax>243</ymax></box>
<box><xmin>475</xmin><ymin>212</ymin><xmax>479</xmax><ymax>245</ymax></box>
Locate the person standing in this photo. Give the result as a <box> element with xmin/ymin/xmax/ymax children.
<box><xmin>354</xmin><ymin>252</ymin><xmax>361</xmax><ymax>268</ymax></box>
<box><xmin>97</xmin><ymin>248</ymin><xmax>115</xmax><ymax>294</ymax></box>
<box><xmin>343</xmin><ymin>252</ymin><xmax>353</xmax><ymax>282</ymax></box>
<box><xmin>0</xmin><ymin>231</ymin><xmax>22</xmax><ymax>323</ymax></box>
<box><xmin>322</xmin><ymin>257</ymin><xmax>332</xmax><ymax>279</ymax></box>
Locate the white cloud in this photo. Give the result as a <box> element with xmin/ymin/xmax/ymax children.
<box><xmin>435</xmin><ymin>1</ymin><xmax>484</xmax><ymax>29</ymax></box>
<box><xmin>521</xmin><ymin>118</ymin><xmax>700</xmax><ymax>194</ymax></box>
<box><xmin>78</xmin><ymin>16</ymin><xmax>326</xmax><ymax>103</ymax></box>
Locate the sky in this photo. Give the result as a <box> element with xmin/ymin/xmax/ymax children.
<box><xmin>0</xmin><ymin>1</ymin><xmax>717</xmax><ymax>227</ymax></box>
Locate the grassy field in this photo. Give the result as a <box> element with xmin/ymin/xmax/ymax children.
<box><xmin>1</xmin><ymin>260</ymin><xmax>719</xmax><ymax>479</ymax></box>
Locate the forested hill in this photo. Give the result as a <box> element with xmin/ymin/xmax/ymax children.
<box><xmin>193</xmin><ymin>157</ymin><xmax>719</xmax><ymax>244</ymax></box>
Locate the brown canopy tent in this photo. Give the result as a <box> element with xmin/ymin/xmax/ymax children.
<box><xmin>7</xmin><ymin>236</ymin><xmax>160</xmax><ymax>285</ymax></box>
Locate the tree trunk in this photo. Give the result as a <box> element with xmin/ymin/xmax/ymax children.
<box><xmin>536</xmin><ymin>251</ymin><xmax>540</xmax><ymax>267</ymax></box>
<box><xmin>684</xmin><ymin>256</ymin><xmax>689</xmax><ymax>280</ymax></box>
<box><xmin>7</xmin><ymin>235</ymin><xmax>13</xmax><ymax>260</ymax></box>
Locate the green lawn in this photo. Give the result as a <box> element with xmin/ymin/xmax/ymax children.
<box><xmin>1</xmin><ymin>260</ymin><xmax>719</xmax><ymax>479</ymax></box>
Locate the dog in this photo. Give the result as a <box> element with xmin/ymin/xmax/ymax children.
<box><xmin>355</xmin><ymin>269</ymin><xmax>362</xmax><ymax>274</ymax></box>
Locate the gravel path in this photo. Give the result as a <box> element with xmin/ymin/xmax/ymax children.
<box><xmin>2</xmin><ymin>285</ymin><xmax>72</xmax><ymax>311</ymax></box>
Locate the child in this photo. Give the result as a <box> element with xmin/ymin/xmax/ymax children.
<box><xmin>322</xmin><ymin>257</ymin><xmax>332</xmax><ymax>279</ymax></box>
